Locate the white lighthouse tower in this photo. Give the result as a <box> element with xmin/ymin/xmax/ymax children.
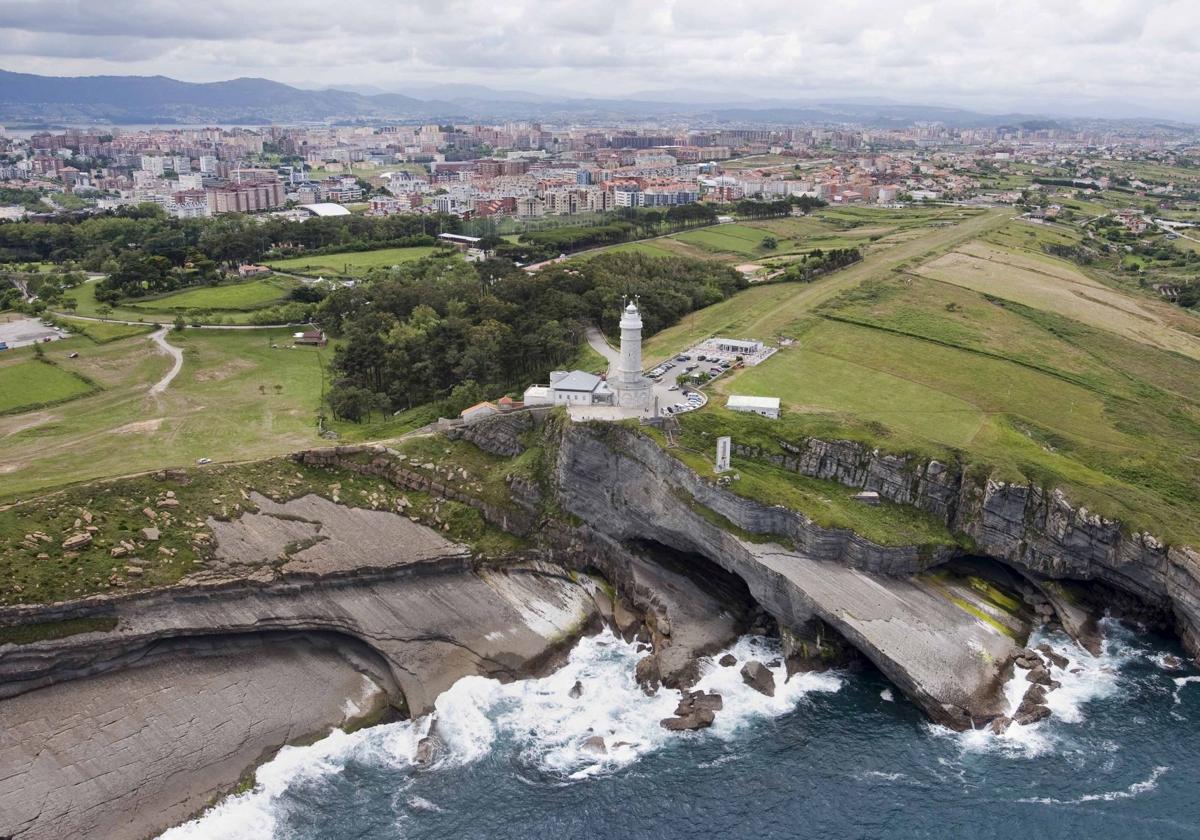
<box><xmin>613</xmin><ymin>297</ymin><xmax>652</xmax><ymax>409</ymax></box>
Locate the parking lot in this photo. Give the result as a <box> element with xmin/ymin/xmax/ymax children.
<box><xmin>646</xmin><ymin>342</ymin><xmax>757</xmax><ymax>416</ymax></box>
<box><xmin>0</xmin><ymin>315</ymin><xmax>70</xmax><ymax>349</ymax></box>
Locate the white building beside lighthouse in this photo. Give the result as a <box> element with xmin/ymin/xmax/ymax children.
<box><xmin>611</xmin><ymin>297</ymin><xmax>653</xmax><ymax>409</ymax></box>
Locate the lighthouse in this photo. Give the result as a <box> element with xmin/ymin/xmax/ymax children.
<box><xmin>612</xmin><ymin>297</ymin><xmax>653</xmax><ymax>408</ymax></box>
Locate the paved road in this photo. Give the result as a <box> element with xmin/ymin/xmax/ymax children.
<box><xmin>148</xmin><ymin>328</ymin><xmax>184</xmax><ymax>396</ymax></box>
<box><xmin>585</xmin><ymin>327</ymin><xmax>619</xmax><ymax>368</ymax></box>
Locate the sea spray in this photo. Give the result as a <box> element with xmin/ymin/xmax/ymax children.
<box><xmin>160</xmin><ymin>630</ymin><xmax>843</xmax><ymax>838</ymax></box>
<box><xmin>946</xmin><ymin>619</ymin><xmax>1150</xmax><ymax>758</ymax></box>
<box><xmin>158</xmin><ymin>718</ymin><xmax>428</xmax><ymax>840</ymax></box>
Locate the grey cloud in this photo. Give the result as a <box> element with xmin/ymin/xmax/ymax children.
<box><xmin>0</xmin><ymin>0</ymin><xmax>1197</xmax><ymax>118</ymax></box>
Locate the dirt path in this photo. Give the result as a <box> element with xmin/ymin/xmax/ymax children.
<box><xmin>148</xmin><ymin>328</ymin><xmax>184</xmax><ymax>396</ymax></box>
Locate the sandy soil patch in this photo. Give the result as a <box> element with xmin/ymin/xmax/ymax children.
<box><xmin>112</xmin><ymin>417</ymin><xmax>165</xmax><ymax>434</ymax></box>
<box><xmin>0</xmin><ymin>411</ymin><xmax>59</xmax><ymax>438</ymax></box>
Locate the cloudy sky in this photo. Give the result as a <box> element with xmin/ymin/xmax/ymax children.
<box><xmin>1</xmin><ymin>0</ymin><xmax>1197</xmax><ymax>117</ymax></box>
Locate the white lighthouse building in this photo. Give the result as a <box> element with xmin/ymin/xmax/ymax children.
<box><xmin>612</xmin><ymin>297</ymin><xmax>653</xmax><ymax>409</ymax></box>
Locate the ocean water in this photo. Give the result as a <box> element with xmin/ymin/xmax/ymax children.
<box><xmin>162</xmin><ymin>620</ymin><xmax>1200</xmax><ymax>840</ymax></box>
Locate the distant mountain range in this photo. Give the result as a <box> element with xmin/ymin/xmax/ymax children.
<box><xmin>0</xmin><ymin>68</ymin><xmax>1186</xmax><ymax>129</ymax></box>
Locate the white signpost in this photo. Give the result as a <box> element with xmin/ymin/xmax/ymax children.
<box><xmin>715</xmin><ymin>436</ymin><xmax>731</xmax><ymax>473</ymax></box>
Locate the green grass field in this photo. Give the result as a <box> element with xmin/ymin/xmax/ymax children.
<box><xmin>0</xmin><ymin>356</ymin><xmax>95</xmax><ymax>414</ymax></box>
<box><xmin>59</xmin><ymin>317</ymin><xmax>155</xmax><ymax>343</ymax></box>
<box><xmin>62</xmin><ymin>279</ymin><xmax>291</xmax><ymax>326</ymax></box>
<box><xmin>695</xmin><ymin>227</ymin><xmax>1200</xmax><ymax>544</ymax></box>
<box><xmin>642</xmin><ymin>209</ymin><xmax>1014</xmax><ymax>362</ymax></box>
<box><xmin>125</xmin><ymin>279</ymin><xmax>292</xmax><ymax>313</ymax></box>
<box><xmin>266</xmin><ymin>246</ymin><xmax>440</xmax><ymax>277</ymax></box>
<box><xmin>0</xmin><ymin>329</ymin><xmax>336</xmax><ymax>497</ymax></box>
<box><xmin>674</xmin><ymin>224</ymin><xmax>782</xmax><ymax>256</ymax></box>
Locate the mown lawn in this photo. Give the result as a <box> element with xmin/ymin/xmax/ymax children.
<box><xmin>0</xmin><ymin>356</ymin><xmax>94</xmax><ymax>414</ymax></box>
<box><xmin>126</xmin><ymin>279</ymin><xmax>292</xmax><ymax>312</ymax></box>
<box><xmin>0</xmin><ymin>329</ymin><xmax>335</xmax><ymax>498</ymax></box>
<box><xmin>62</xmin><ymin>280</ymin><xmax>275</xmax><ymax>326</ymax></box>
<box><xmin>60</xmin><ymin>317</ymin><xmax>155</xmax><ymax>343</ymax></box>
<box><xmin>266</xmin><ymin>246</ymin><xmax>441</xmax><ymax>276</ymax></box>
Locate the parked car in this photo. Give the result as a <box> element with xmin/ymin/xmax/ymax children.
<box><xmin>696</xmin><ymin>354</ymin><xmax>707</xmax><ymax>361</ymax></box>
<box><xmin>196</xmin><ymin>457</ymin><xmax>212</xmax><ymax>465</ymax></box>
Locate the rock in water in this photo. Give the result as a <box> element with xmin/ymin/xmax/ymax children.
<box><xmin>718</xmin><ymin>653</ymin><xmax>737</xmax><ymax>667</ymax></box>
<box><xmin>1036</xmin><ymin>644</ymin><xmax>1070</xmax><ymax>670</ymax></box>
<box><xmin>568</xmin><ymin>680</ymin><xmax>583</xmax><ymax>699</ymax></box>
<box><xmin>414</xmin><ymin>735</ymin><xmax>440</xmax><ymax>766</ymax></box>
<box><xmin>989</xmin><ymin>716</ymin><xmax>1012</xmax><ymax>735</ymax></box>
<box><xmin>1025</xmin><ymin>664</ymin><xmax>1053</xmax><ymax>686</ymax></box>
<box><xmin>674</xmin><ymin>690</ymin><xmax>724</xmax><ymax>717</ymax></box>
<box><xmin>740</xmin><ymin>660</ymin><xmax>776</xmax><ymax>697</ymax></box>
<box><xmin>660</xmin><ymin>708</ymin><xmax>716</xmax><ymax>731</ymax></box>
<box><xmin>658</xmin><ymin>647</ymin><xmax>701</xmax><ymax>690</ymax></box>
<box><xmin>635</xmin><ymin>654</ymin><xmax>661</xmax><ymax>694</ymax></box>
<box><xmin>1014</xmin><ymin>705</ymin><xmax>1052</xmax><ymax>726</ymax></box>
<box><xmin>581</xmin><ymin>735</ymin><xmax>607</xmax><ymax>755</ymax></box>
<box><xmin>1022</xmin><ymin>683</ymin><xmax>1048</xmax><ymax>706</ymax></box>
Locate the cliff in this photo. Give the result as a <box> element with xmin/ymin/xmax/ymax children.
<box><xmin>734</xmin><ymin>436</ymin><xmax>1200</xmax><ymax>655</ymax></box>
<box><xmin>552</xmin><ymin>422</ymin><xmax>1025</xmax><ymax>729</ymax></box>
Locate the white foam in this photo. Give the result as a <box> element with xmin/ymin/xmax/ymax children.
<box><xmin>158</xmin><ymin>719</ymin><xmax>427</xmax><ymax>840</ymax></box>
<box><xmin>161</xmin><ymin>630</ymin><xmax>843</xmax><ymax>838</ymax></box>
<box><xmin>880</xmin><ymin>688</ymin><xmax>895</xmax><ymax>702</ymax></box>
<box><xmin>1017</xmin><ymin>766</ymin><xmax>1169</xmax><ymax>805</ymax></box>
<box><xmin>406</xmin><ymin>795</ymin><xmax>444</xmax><ymax>813</ymax></box>
<box><xmin>1172</xmin><ymin>675</ymin><xmax>1200</xmax><ymax>705</ymax></box>
<box><xmin>945</xmin><ymin>619</ymin><xmax>1139</xmax><ymax>758</ymax></box>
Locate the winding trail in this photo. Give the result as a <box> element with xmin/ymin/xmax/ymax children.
<box><xmin>148</xmin><ymin>327</ymin><xmax>184</xmax><ymax>396</ymax></box>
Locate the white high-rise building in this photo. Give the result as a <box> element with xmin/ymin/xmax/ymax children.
<box><xmin>612</xmin><ymin>298</ymin><xmax>653</xmax><ymax>409</ymax></box>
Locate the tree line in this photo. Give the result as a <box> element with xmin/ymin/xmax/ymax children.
<box><xmin>318</xmin><ymin>252</ymin><xmax>748</xmax><ymax>421</ymax></box>
<box><xmin>0</xmin><ymin>204</ymin><xmax>463</xmax><ymax>272</ymax></box>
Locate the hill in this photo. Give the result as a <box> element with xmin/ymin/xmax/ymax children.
<box><xmin>0</xmin><ymin>69</ymin><xmax>454</xmax><ymax>123</ymax></box>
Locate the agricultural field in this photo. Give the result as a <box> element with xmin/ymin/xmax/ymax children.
<box><xmin>913</xmin><ymin>241</ymin><xmax>1200</xmax><ymax>358</ymax></box>
<box><xmin>0</xmin><ymin>354</ymin><xmax>95</xmax><ymax>414</ymax></box>
<box><xmin>266</xmin><ymin>245</ymin><xmax>441</xmax><ymax>277</ymax></box>
<box><xmin>674</xmin><ymin>224</ymin><xmax>783</xmax><ymax>257</ymax></box>
<box><xmin>696</xmin><ymin>221</ymin><xmax>1200</xmax><ymax>545</ymax></box>
<box><xmin>641</xmin><ymin>208</ymin><xmax>1013</xmax><ymax>361</ymax></box>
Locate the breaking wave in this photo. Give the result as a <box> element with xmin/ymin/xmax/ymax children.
<box><xmin>160</xmin><ymin>629</ymin><xmax>842</xmax><ymax>838</ymax></box>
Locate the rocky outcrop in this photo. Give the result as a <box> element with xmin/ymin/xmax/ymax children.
<box><xmin>0</xmin><ymin>633</ymin><xmax>395</xmax><ymax>840</ymax></box>
<box><xmin>740</xmin><ymin>660</ymin><xmax>775</xmax><ymax>696</ymax></box>
<box><xmin>292</xmin><ymin>445</ymin><xmax>538</xmax><ymax>537</ymax></box>
<box><xmin>0</xmin><ymin>500</ymin><xmax>604</xmax><ymax>840</ymax></box>
<box><xmin>554</xmin><ymin>423</ymin><xmax>1021</xmax><ymax>730</ymax></box>
<box><xmin>734</xmin><ymin>434</ymin><xmax>1200</xmax><ymax>662</ymax></box>
<box><xmin>445</xmin><ymin>409</ymin><xmax>549</xmax><ymax>457</ymax></box>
